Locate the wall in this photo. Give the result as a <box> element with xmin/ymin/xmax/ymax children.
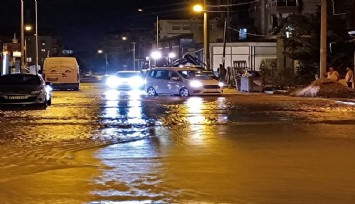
<box><xmin>210</xmin><ymin>42</ymin><xmax>277</xmax><ymax>71</ymax></box>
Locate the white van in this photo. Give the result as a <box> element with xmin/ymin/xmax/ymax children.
<box><xmin>43</xmin><ymin>57</ymin><xmax>80</xmax><ymax>90</ymax></box>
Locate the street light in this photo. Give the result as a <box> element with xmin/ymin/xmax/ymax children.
<box><xmin>98</xmin><ymin>49</ymin><xmax>108</xmax><ymax>75</ymax></box>
<box><xmin>168</xmin><ymin>52</ymin><xmax>176</xmax><ymax>63</ymax></box>
<box><xmin>150</xmin><ymin>50</ymin><xmax>161</xmax><ymax>66</ymax></box>
<box><xmin>193</xmin><ymin>4</ymin><xmax>204</xmax><ymax>12</ymax></box>
<box><xmin>192</xmin><ymin>1</ymin><xmax>210</xmax><ymax>70</ymax></box>
<box><xmin>25</xmin><ymin>25</ymin><xmax>32</xmax><ymax>31</ymax></box>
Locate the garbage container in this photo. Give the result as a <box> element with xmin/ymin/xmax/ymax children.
<box><xmin>240</xmin><ymin>76</ymin><xmax>252</xmax><ymax>92</ymax></box>
<box><xmin>240</xmin><ymin>76</ymin><xmax>263</xmax><ymax>92</ymax></box>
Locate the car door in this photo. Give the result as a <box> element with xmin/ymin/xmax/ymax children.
<box><xmin>149</xmin><ymin>70</ymin><xmax>170</xmax><ymax>94</ymax></box>
<box><xmin>167</xmin><ymin>71</ymin><xmax>183</xmax><ymax>95</ymax></box>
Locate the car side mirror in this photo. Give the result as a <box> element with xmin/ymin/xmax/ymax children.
<box><xmin>171</xmin><ymin>77</ymin><xmax>181</xmax><ymax>81</ymax></box>
<box><xmin>45</xmin><ymin>82</ymin><xmax>52</xmax><ymax>86</ymax></box>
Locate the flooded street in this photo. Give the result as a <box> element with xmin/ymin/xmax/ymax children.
<box><xmin>1</xmin><ymin>83</ymin><xmax>355</xmax><ymax>203</ymax></box>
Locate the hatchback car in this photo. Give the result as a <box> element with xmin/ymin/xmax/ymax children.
<box><xmin>145</xmin><ymin>67</ymin><xmax>223</xmax><ymax>96</ymax></box>
<box><xmin>0</xmin><ymin>74</ymin><xmax>52</xmax><ymax>108</ymax></box>
<box><xmin>106</xmin><ymin>71</ymin><xmax>145</xmax><ymax>90</ymax></box>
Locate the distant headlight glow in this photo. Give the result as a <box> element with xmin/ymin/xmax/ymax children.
<box><xmin>219</xmin><ymin>82</ymin><xmax>224</xmax><ymax>87</ymax></box>
<box><xmin>106</xmin><ymin>76</ymin><xmax>120</xmax><ymax>88</ymax></box>
<box><xmin>189</xmin><ymin>80</ymin><xmax>203</xmax><ymax>88</ymax></box>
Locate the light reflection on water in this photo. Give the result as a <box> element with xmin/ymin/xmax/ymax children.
<box><xmin>95</xmin><ymin>90</ymin><xmax>151</xmax><ymax>143</ymax></box>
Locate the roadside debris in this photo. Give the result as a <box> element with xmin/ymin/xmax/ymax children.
<box><xmin>291</xmin><ymin>79</ymin><xmax>355</xmax><ymax>98</ymax></box>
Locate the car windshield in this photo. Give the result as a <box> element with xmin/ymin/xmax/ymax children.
<box><xmin>116</xmin><ymin>72</ymin><xmax>141</xmax><ymax>78</ymax></box>
<box><xmin>0</xmin><ymin>75</ymin><xmax>41</xmax><ymax>86</ymax></box>
<box><xmin>178</xmin><ymin>70</ymin><xmax>212</xmax><ymax>80</ymax></box>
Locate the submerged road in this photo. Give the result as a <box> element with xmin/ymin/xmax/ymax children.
<box><xmin>0</xmin><ymin>83</ymin><xmax>355</xmax><ymax>203</ymax></box>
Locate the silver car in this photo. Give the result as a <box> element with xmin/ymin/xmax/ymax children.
<box><xmin>145</xmin><ymin>67</ymin><xmax>223</xmax><ymax>96</ymax></box>
<box><xmin>0</xmin><ymin>74</ymin><xmax>52</xmax><ymax>108</ymax></box>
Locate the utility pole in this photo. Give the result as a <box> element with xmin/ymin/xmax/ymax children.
<box><xmin>35</xmin><ymin>0</ymin><xmax>39</xmax><ymax>74</ymax></box>
<box><xmin>203</xmin><ymin>0</ymin><xmax>210</xmax><ymax>70</ymax></box>
<box><xmin>132</xmin><ymin>42</ymin><xmax>136</xmax><ymax>70</ymax></box>
<box><xmin>156</xmin><ymin>15</ymin><xmax>159</xmax><ymax>48</ymax></box>
<box><xmin>320</xmin><ymin>0</ymin><xmax>327</xmax><ymax>78</ymax></box>
<box><xmin>20</xmin><ymin>0</ymin><xmax>25</xmax><ymax>73</ymax></box>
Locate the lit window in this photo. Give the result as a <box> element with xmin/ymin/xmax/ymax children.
<box><xmin>26</xmin><ymin>57</ymin><xmax>32</xmax><ymax>63</ymax></box>
<box><xmin>41</xmin><ymin>49</ymin><xmax>46</xmax><ymax>52</ymax></box>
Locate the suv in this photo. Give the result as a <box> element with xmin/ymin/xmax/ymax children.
<box><xmin>145</xmin><ymin>67</ymin><xmax>223</xmax><ymax>96</ymax></box>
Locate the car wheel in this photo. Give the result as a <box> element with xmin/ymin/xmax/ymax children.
<box><xmin>47</xmin><ymin>98</ymin><xmax>52</xmax><ymax>106</ymax></box>
<box><xmin>40</xmin><ymin>100</ymin><xmax>48</xmax><ymax>109</ymax></box>
<box><xmin>147</xmin><ymin>87</ymin><xmax>157</xmax><ymax>96</ymax></box>
<box><xmin>179</xmin><ymin>88</ymin><xmax>189</xmax><ymax>97</ymax></box>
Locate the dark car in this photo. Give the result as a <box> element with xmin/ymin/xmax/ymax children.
<box><xmin>0</xmin><ymin>74</ymin><xmax>52</xmax><ymax>108</ymax></box>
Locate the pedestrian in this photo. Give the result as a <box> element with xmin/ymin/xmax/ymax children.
<box><xmin>327</xmin><ymin>67</ymin><xmax>340</xmax><ymax>81</ymax></box>
<box><xmin>345</xmin><ymin>67</ymin><xmax>354</xmax><ymax>88</ymax></box>
<box><xmin>218</xmin><ymin>64</ymin><xmax>226</xmax><ymax>82</ymax></box>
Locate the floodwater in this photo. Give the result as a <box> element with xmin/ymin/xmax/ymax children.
<box><xmin>1</xmin><ymin>83</ymin><xmax>355</xmax><ymax>203</ymax></box>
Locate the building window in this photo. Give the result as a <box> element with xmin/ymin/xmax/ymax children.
<box><xmin>172</xmin><ymin>24</ymin><xmax>181</xmax><ymax>30</ymax></box>
<box><xmin>182</xmin><ymin>24</ymin><xmax>191</xmax><ymax>30</ymax></box>
<box><xmin>41</xmin><ymin>49</ymin><xmax>46</xmax><ymax>52</ymax></box>
<box><xmin>41</xmin><ymin>40</ymin><xmax>46</xmax><ymax>46</ymax></box>
<box><xmin>26</xmin><ymin>57</ymin><xmax>32</xmax><ymax>63</ymax></box>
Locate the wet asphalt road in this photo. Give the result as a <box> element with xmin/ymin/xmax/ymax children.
<box><xmin>1</xmin><ymin>83</ymin><xmax>355</xmax><ymax>203</ymax></box>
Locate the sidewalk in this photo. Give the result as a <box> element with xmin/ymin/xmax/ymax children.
<box><xmin>223</xmin><ymin>87</ymin><xmax>266</xmax><ymax>95</ymax></box>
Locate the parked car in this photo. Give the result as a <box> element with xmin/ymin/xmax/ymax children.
<box><xmin>145</xmin><ymin>67</ymin><xmax>224</xmax><ymax>96</ymax></box>
<box><xmin>0</xmin><ymin>74</ymin><xmax>52</xmax><ymax>108</ymax></box>
<box><xmin>106</xmin><ymin>71</ymin><xmax>145</xmax><ymax>90</ymax></box>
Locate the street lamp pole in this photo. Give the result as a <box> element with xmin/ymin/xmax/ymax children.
<box><xmin>132</xmin><ymin>42</ymin><xmax>136</xmax><ymax>70</ymax></box>
<box><xmin>20</xmin><ymin>0</ymin><xmax>25</xmax><ymax>72</ymax></box>
<box><xmin>156</xmin><ymin>15</ymin><xmax>159</xmax><ymax>48</ymax></box>
<box><xmin>35</xmin><ymin>0</ymin><xmax>39</xmax><ymax>74</ymax></box>
<box><xmin>203</xmin><ymin>0</ymin><xmax>210</xmax><ymax>70</ymax></box>
<box><xmin>320</xmin><ymin>0</ymin><xmax>327</xmax><ymax>78</ymax></box>
<box><xmin>105</xmin><ymin>53</ymin><xmax>108</xmax><ymax>75</ymax></box>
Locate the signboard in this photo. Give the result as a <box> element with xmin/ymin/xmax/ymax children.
<box><xmin>3</xmin><ymin>43</ymin><xmax>21</xmax><ymax>53</ymax></box>
<box><xmin>13</xmin><ymin>51</ymin><xmax>22</xmax><ymax>57</ymax></box>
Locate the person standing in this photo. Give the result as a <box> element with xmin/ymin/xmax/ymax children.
<box><xmin>327</xmin><ymin>67</ymin><xmax>340</xmax><ymax>81</ymax></box>
<box><xmin>345</xmin><ymin>67</ymin><xmax>354</xmax><ymax>88</ymax></box>
<box><xmin>218</xmin><ymin>64</ymin><xmax>226</xmax><ymax>82</ymax></box>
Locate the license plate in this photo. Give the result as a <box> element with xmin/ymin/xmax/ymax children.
<box><xmin>8</xmin><ymin>96</ymin><xmax>27</xmax><ymax>100</ymax></box>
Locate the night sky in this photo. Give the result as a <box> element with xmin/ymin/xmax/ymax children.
<box><xmin>1</xmin><ymin>0</ymin><xmax>190</xmax><ymax>51</ymax></box>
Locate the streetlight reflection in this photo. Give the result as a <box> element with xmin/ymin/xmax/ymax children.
<box><xmin>186</xmin><ymin>97</ymin><xmax>205</xmax><ymax>124</ymax></box>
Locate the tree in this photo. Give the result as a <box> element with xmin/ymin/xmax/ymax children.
<box><xmin>277</xmin><ymin>11</ymin><xmax>354</xmax><ymax>82</ymax></box>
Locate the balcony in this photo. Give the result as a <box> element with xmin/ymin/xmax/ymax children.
<box><xmin>268</xmin><ymin>0</ymin><xmax>299</xmax><ymax>14</ymax></box>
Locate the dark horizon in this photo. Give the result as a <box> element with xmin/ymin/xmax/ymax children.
<box><xmin>0</xmin><ymin>0</ymin><xmax>191</xmax><ymax>51</ymax></box>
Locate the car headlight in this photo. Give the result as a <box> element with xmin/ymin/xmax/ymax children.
<box><xmin>45</xmin><ymin>85</ymin><xmax>53</xmax><ymax>92</ymax></box>
<box><xmin>106</xmin><ymin>76</ymin><xmax>120</xmax><ymax>88</ymax></box>
<box><xmin>130</xmin><ymin>77</ymin><xmax>145</xmax><ymax>87</ymax></box>
<box><xmin>189</xmin><ymin>80</ymin><xmax>203</xmax><ymax>88</ymax></box>
<box><xmin>219</xmin><ymin>82</ymin><xmax>224</xmax><ymax>87</ymax></box>
<box><xmin>31</xmin><ymin>90</ymin><xmax>43</xmax><ymax>95</ymax></box>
